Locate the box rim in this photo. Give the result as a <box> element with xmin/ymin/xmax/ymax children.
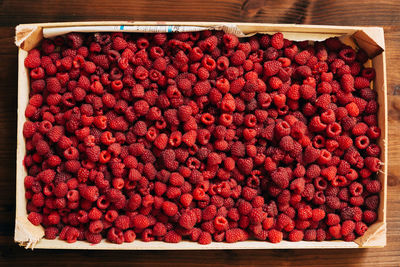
<box><xmin>15</xmin><ymin>22</ymin><xmax>387</xmax><ymax>249</ymax></box>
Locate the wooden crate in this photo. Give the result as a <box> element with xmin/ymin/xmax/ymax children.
<box><xmin>15</xmin><ymin>22</ymin><xmax>387</xmax><ymax>249</ymax></box>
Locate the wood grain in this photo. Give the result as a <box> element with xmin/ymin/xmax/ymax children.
<box><xmin>1</xmin><ymin>0</ymin><xmax>400</xmax><ymax>266</ymax></box>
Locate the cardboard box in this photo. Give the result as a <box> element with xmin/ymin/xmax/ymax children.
<box><xmin>15</xmin><ymin>22</ymin><xmax>388</xmax><ymax>249</ymax></box>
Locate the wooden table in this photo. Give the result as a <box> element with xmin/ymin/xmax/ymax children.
<box><xmin>1</xmin><ymin>0</ymin><xmax>399</xmax><ymax>266</ymax></box>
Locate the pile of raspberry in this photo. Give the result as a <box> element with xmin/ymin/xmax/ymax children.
<box><xmin>23</xmin><ymin>30</ymin><xmax>382</xmax><ymax>244</ymax></box>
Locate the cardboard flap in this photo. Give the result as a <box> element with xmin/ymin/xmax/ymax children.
<box><xmin>15</xmin><ymin>24</ymin><xmax>43</xmax><ymax>51</ymax></box>
<box><xmin>354</xmin><ymin>222</ymin><xmax>386</xmax><ymax>247</ymax></box>
<box><xmin>14</xmin><ymin>215</ymin><xmax>44</xmax><ymax>249</ymax></box>
<box><xmin>353</xmin><ymin>28</ymin><xmax>384</xmax><ymax>58</ymax></box>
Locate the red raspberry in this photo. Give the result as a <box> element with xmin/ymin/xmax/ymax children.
<box><xmin>46</xmin><ymin>77</ymin><xmax>61</xmax><ymax>93</ymax></box>
<box><xmin>355</xmin><ymin>222</ymin><xmax>368</xmax><ymax>236</ymax></box>
<box><xmin>364</xmin><ymin>157</ymin><xmax>381</xmax><ymax>172</ymax></box>
<box><xmin>276</xmin><ymin>213</ymin><xmax>291</xmax><ymax>229</ymax></box>
<box><xmin>294</xmin><ymin>50</ymin><xmax>310</xmax><ymax>65</ymax></box>
<box><xmin>365</xmin><ymin>100</ymin><xmax>378</xmax><ymax>114</ymax></box>
<box><xmin>122</xmin><ymin>230</ymin><xmax>136</xmax><ymax>243</ymax></box>
<box><xmin>340</xmin><ymin>74</ymin><xmax>354</xmax><ymax>93</ymax></box>
<box><xmin>162</xmin><ymin>230</ymin><xmax>181</xmax><ymax>243</ymax></box>
<box><xmin>363</xmin><ymin>210</ymin><xmax>377</xmax><ymax>224</ymax></box>
<box><xmin>80</xmin><ymin>185</ymin><xmax>99</xmax><ymax>202</ymax></box>
<box><xmin>263</xmin><ymin>60</ymin><xmax>281</xmax><ymax>77</ymax></box>
<box><xmin>28</xmin><ymin>212</ymin><xmax>43</xmax><ymax>226</ymax></box>
<box><xmin>268</xmin><ymin>229</ymin><xmax>283</xmax><ymax>243</ymax></box>
<box><xmin>300</xmin><ymin>84</ymin><xmax>316</xmax><ymax>100</ymax></box>
<box><xmin>198</xmin><ymin>231</ymin><xmax>212</xmax><ymax>245</ymax></box>
<box><xmin>302</xmin><ymin>145</ymin><xmax>320</xmax><ymax>164</ymax></box>
<box><xmin>107</xmin><ymin>227</ymin><xmax>124</xmax><ymax>244</ymax></box>
<box><xmin>132</xmin><ymin>214</ymin><xmax>150</xmax><ymax>229</ymax></box>
<box><xmin>341</xmin><ymin>220</ymin><xmax>355</xmax><ymax>236</ymax></box>
<box><xmin>271</xmin><ymin>168</ymin><xmax>290</xmax><ymax>189</ymax></box>
<box><xmin>202</xmin><ymin>35</ymin><xmax>218</xmax><ymax>51</ymax></box>
<box><xmin>271</xmin><ymin>33</ymin><xmax>284</xmax><ymax>49</ymax></box>
<box><xmin>162</xmin><ymin>201</ymin><xmax>178</xmax><ymax>216</ymax></box>
<box><xmin>296</xmin><ymin>204</ymin><xmax>311</xmax><ymax>220</ymax></box>
<box><xmin>114</xmin><ymin>215</ymin><xmax>129</xmax><ymax>230</ymax></box>
<box><xmin>24</xmin><ymin>49</ymin><xmax>42</xmax><ymax>69</ymax></box>
<box><xmin>66</xmin><ymin>33</ymin><xmax>83</xmax><ymax>49</ymax></box>
<box><xmin>37</xmin><ymin>169</ymin><xmax>55</xmax><ymax>184</ymax></box>
<box><xmin>365</xmin><ymin>179</ymin><xmax>382</xmax><ymax>193</ymax></box>
<box><xmin>237</xmin><ymin>158</ymin><xmax>253</xmax><ymax>175</ymax></box>
<box><xmin>367</xmin><ymin>126</ymin><xmax>381</xmax><ymax>139</ymax></box>
<box><xmin>44</xmin><ymin>227</ymin><xmax>59</xmax><ymax>240</ymax></box>
<box><xmin>365</xmin><ymin>195</ymin><xmax>379</xmax><ymax>210</ymax></box>
<box><xmin>329</xmin><ymin>224</ymin><xmax>342</xmax><ymax>239</ymax></box>
<box><xmin>231</xmin><ymin>50</ymin><xmax>246</xmax><ymax>66</ymax></box>
<box><xmin>112</xmin><ymin>36</ymin><xmax>127</xmax><ymax>50</ymax></box>
<box><xmin>225</xmin><ymin>228</ymin><xmax>248</xmax><ymax>243</ymax></box>
<box><xmin>312</xmin><ymin>208</ymin><xmax>326</xmax><ymax>221</ymax></box>
<box><xmin>47</xmin><ymin>125</ymin><xmax>64</xmax><ymax>143</ymax></box>
<box><xmin>223</xmin><ymin>33</ymin><xmax>239</xmax><ymax>49</ymax></box>
<box><xmin>289</xmin><ymin>229</ymin><xmax>304</xmax><ymax>242</ymax></box>
<box><xmin>326</xmin><ymin>213</ymin><xmax>340</xmax><ymax>226</ymax></box>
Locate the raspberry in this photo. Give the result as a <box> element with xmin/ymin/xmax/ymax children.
<box><xmin>112</xmin><ymin>36</ymin><xmax>127</xmax><ymax>51</ymax></box>
<box><xmin>341</xmin><ymin>220</ymin><xmax>355</xmax><ymax>236</ymax></box>
<box><xmin>225</xmin><ymin>228</ymin><xmax>248</xmax><ymax>243</ymax></box>
<box><xmin>364</xmin><ymin>157</ymin><xmax>381</xmax><ymax>172</ymax></box>
<box><xmin>363</xmin><ymin>210</ymin><xmax>377</xmax><ymax>224</ymax></box>
<box><xmin>365</xmin><ymin>100</ymin><xmax>378</xmax><ymax>114</ymax></box>
<box><xmin>162</xmin><ymin>201</ymin><xmax>178</xmax><ymax>216</ymax></box>
<box><xmin>37</xmin><ymin>169</ymin><xmax>55</xmax><ymax>184</ymax></box>
<box><xmin>275</xmin><ymin>121</ymin><xmax>291</xmax><ymax>137</ymax></box>
<box><xmin>365</xmin><ymin>179</ymin><xmax>382</xmax><ymax>193</ymax></box>
<box><xmin>297</xmin><ymin>205</ymin><xmax>312</xmax><ymax>220</ymax></box>
<box><xmin>163</xmin><ymin>230</ymin><xmax>182</xmax><ymax>243</ymax></box>
<box><xmin>326</xmin><ymin>213</ymin><xmax>340</xmax><ymax>226</ymax></box>
<box><xmin>367</xmin><ymin>126</ymin><xmax>381</xmax><ymax>139</ymax></box>
<box><xmin>360</xmin><ymin>88</ymin><xmax>377</xmax><ymax>101</ymax></box>
<box><xmin>202</xmin><ymin>35</ymin><xmax>218</xmax><ymax>51</ymax></box>
<box><xmin>44</xmin><ymin>227</ymin><xmax>59</xmax><ymax>240</ymax></box>
<box><xmin>24</xmin><ymin>50</ymin><xmax>42</xmax><ymax>69</ymax></box>
<box><xmin>132</xmin><ymin>214</ymin><xmax>150</xmax><ymax>229</ymax></box>
<box><xmin>271</xmin><ymin>33</ymin><xmax>284</xmax><ymax>49</ymax></box>
<box><xmin>303</xmin><ymin>229</ymin><xmax>317</xmax><ymax>241</ymax></box>
<box><xmin>300</xmin><ymin>84</ymin><xmax>316</xmax><ymax>100</ymax></box>
<box><xmin>263</xmin><ymin>60</ymin><xmax>281</xmax><ymax>77</ymax></box>
<box><xmin>312</xmin><ymin>209</ymin><xmax>326</xmax><ymax>221</ymax></box>
<box><xmin>107</xmin><ymin>227</ymin><xmax>124</xmax><ymax>244</ymax></box>
<box><xmin>303</xmin><ymin>145</ymin><xmax>320</xmax><ymax>164</ymax></box>
<box><xmin>198</xmin><ymin>231</ymin><xmax>212</xmax><ymax>245</ymax></box>
<box><xmin>236</xmin><ymin>158</ymin><xmax>253</xmax><ymax>175</ymax></box>
<box><xmin>28</xmin><ymin>212</ymin><xmax>43</xmax><ymax>226</ymax></box>
<box><xmin>80</xmin><ymin>185</ymin><xmax>99</xmax><ymax>202</ymax></box>
<box><xmin>231</xmin><ymin>141</ymin><xmax>246</xmax><ymax>157</ymax></box>
<box><xmin>223</xmin><ymin>33</ymin><xmax>239</xmax><ymax>49</ymax></box>
<box><xmin>288</xmin><ymin>229</ymin><xmax>304</xmax><ymax>242</ymax></box>
<box><xmin>268</xmin><ymin>229</ymin><xmax>283</xmax><ymax>243</ymax></box>
<box><xmin>329</xmin><ymin>224</ymin><xmax>342</xmax><ymax>239</ymax></box>
<box><xmin>46</xmin><ymin>77</ymin><xmax>61</xmax><ymax>93</ymax></box>
<box><xmin>365</xmin><ymin>195</ymin><xmax>379</xmax><ymax>210</ymax></box>
<box><xmin>231</xmin><ymin>50</ymin><xmax>246</xmax><ymax>66</ymax></box>
<box><xmin>47</xmin><ymin>125</ymin><xmax>64</xmax><ymax>143</ymax></box>
<box><xmin>294</xmin><ymin>50</ymin><xmax>311</xmax><ymax>65</ymax></box>
<box><xmin>271</xmin><ymin>168</ymin><xmax>290</xmax><ymax>189</ymax></box>
<box><xmin>66</xmin><ymin>33</ymin><xmax>83</xmax><ymax>49</ymax></box>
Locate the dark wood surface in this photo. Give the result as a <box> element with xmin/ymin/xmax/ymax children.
<box><xmin>1</xmin><ymin>0</ymin><xmax>400</xmax><ymax>266</ymax></box>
